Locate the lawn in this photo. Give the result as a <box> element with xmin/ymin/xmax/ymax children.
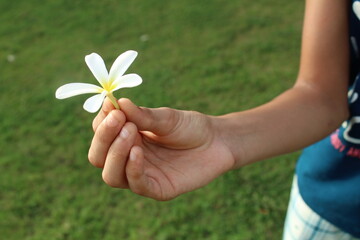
<box><xmin>0</xmin><ymin>0</ymin><xmax>304</xmax><ymax>239</ymax></box>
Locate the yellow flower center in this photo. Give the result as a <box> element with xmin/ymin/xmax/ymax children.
<box><xmin>102</xmin><ymin>81</ymin><xmax>114</xmax><ymax>92</ymax></box>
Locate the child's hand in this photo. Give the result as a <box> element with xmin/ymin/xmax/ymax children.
<box><xmin>88</xmin><ymin>98</ymin><xmax>235</xmax><ymax>200</ymax></box>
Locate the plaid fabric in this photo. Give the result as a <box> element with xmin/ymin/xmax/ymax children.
<box><xmin>282</xmin><ymin>176</ymin><xmax>360</xmax><ymax>240</ymax></box>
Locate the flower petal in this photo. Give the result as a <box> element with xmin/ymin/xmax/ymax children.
<box><xmin>111</xmin><ymin>74</ymin><xmax>143</xmax><ymax>92</ymax></box>
<box><xmin>85</xmin><ymin>53</ymin><xmax>109</xmax><ymax>87</ymax></box>
<box><xmin>108</xmin><ymin>50</ymin><xmax>138</xmax><ymax>82</ymax></box>
<box><xmin>55</xmin><ymin>83</ymin><xmax>103</xmax><ymax>99</ymax></box>
<box><xmin>83</xmin><ymin>92</ymin><xmax>107</xmax><ymax>113</ymax></box>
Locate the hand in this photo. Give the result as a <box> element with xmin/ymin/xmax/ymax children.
<box><xmin>88</xmin><ymin>98</ymin><xmax>235</xmax><ymax>200</ymax></box>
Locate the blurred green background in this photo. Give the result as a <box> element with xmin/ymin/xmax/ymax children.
<box><xmin>0</xmin><ymin>0</ymin><xmax>304</xmax><ymax>239</ymax></box>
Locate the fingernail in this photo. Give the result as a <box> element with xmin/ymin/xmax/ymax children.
<box><xmin>130</xmin><ymin>149</ymin><xmax>136</xmax><ymax>161</ymax></box>
<box><xmin>104</xmin><ymin>98</ymin><xmax>115</xmax><ymax>112</ymax></box>
<box><xmin>120</xmin><ymin>127</ymin><xmax>129</xmax><ymax>139</ymax></box>
<box><xmin>106</xmin><ymin>112</ymin><xmax>119</xmax><ymax>127</ymax></box>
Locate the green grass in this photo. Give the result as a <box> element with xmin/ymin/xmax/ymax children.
<box><xmin>0</xmin><ymin>0</ymin><xmax>304</xmax><ymax>239</ymax></box>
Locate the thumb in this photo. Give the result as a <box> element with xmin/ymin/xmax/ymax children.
<box><xmin>118</xmin><ymin>98</ymin><xmax>181</xmax><ymax>136</ymax></box>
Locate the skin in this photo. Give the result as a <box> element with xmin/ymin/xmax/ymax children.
<box><xmin>89</xmin><ymin>0</ymin><xmax>349</xmax><ymax>201</ymax></box>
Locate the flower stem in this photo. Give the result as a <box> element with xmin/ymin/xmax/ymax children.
<box><xmin>107</xmin><ymin>93</ymin><xmax>120</xmax><ymax>110</ymax></box>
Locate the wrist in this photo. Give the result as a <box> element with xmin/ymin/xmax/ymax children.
<box><xmin>210</xmin><ymin>114</ymin><xmax>249</xmax><ymax>170</ymax></box>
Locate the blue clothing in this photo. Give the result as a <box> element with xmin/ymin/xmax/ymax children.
<box><xmin>283</xmin><ymin>177</ymin><xmax>360</xmax><ymax>240</ymax></box>
<box><xmin>296</xmin><ymin>0</ymin><xmax>360</xmax><ymax>237</ymax></box>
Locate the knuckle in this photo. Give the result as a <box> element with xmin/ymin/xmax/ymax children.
<box><xmin>166</xmin><ymin>110</ymin><xmax>182</xmax><ymax>135</ymax></box>
<box><xmin>108</xmin><ymin>147</ymin><xmax>128</xmax><ymax>161</ymax></box>
<box><xmin>96</xmin><ymin>125</ymin><xmax>116</xmax><ymax>144</ymax></box>
<box><xmin>97</xmin><ymin>130</ymin><xmax>110</xmax><ymax>144</ymax></box>
<box><xmin>167</xmin><ymin>108</ymin><xmax>178</xmax><ymax>123</ymax></box>
<box><xmin>102</xmin><ymin>172</ymin><xmax>119</xmax><ymax>187</ymax></box>
<box><xmin>102</xmin><ymin>172</ymin><xmax>126</xmax><ymax>188</ymax></box>
<box><xmin>88</xmin><ymin>151</ymin><xmax>104</xmax><ymax>168</ymax></box>
<box><xmin>95</xmin><ymin>114</ymin><xmax>123</xmax><ymax>142</ymax></box>
<box><xmin>142</xmin><ymin>108</ymin><xmax>155</xmax><ymax>129</ymax></box>
<box><xmin>150</xmin><ymin>107</ymin><xmax>180</xmax><ymax>135</ymax></box>
<box><xmin>160</xmin><ymin>107</ymin><xmax>175</xmax><ymax>120</ymax></box>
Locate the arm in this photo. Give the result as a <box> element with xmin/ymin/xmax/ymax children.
<box><xmin>88</xmin><ymin>0</ymin><xmax>349</xmax><ymax>200</ymax></box>
<box><xmin>217</xmin><ymin>0</ymin><xmax>349</xmax><ymax>168</ymax></box>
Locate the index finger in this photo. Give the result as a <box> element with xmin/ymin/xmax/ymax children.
<box><xmin>92</xmin><ymin>98</ymin><xmax>117</xmax><ymax>132</ymax></box>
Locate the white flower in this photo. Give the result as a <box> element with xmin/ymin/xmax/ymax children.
<box><xmin>55</xmin><ymin>50</ymin><xmax>142</xmax><ymax>113</ymax></box>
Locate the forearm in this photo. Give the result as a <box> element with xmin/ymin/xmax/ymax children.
<box><xmin>214</xmin><ymin>0</ymin><xmax>350</xmax><ymax>169</ymax></box>
<box><xmin>214</xmin><ymin>83</ymin><xmax>349</xmax><ymax>168</ymax></box>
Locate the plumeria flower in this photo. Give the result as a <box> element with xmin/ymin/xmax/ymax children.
<box><xmin>55</xmin><ymin>50</ymin><xmax>142</xmax><ymax>113</ymax></box>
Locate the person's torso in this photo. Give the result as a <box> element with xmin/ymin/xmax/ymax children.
<box><xmin>296</xmin><ymin>0</ymin><xmax>360</xmax><ymax>237</ymax></box>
